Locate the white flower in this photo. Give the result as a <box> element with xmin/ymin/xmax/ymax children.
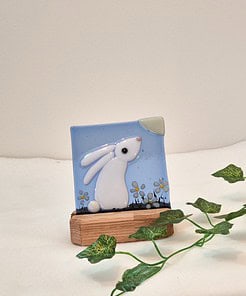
<box><xmin>154</xmin><ymin>178</ymin><xmax>169</xmax><ymax>193</ymax></box>
<box><xmin>143</xmin><ymin>192</ymin><xmax>158</xmax><ymax>209</ymax></box>
<box><xmin>130</xmin><ymin>181</ymin><xmax>145</xmax><ymax>199</ymax></box>
<box><xmin>77</xmin><ymin>190</ymin><xmax>89</xmax><ymax>207</ymax></box>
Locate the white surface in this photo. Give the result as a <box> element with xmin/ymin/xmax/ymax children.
<box><xmin>0</xmin><ymin>142</ymin><xmax>246</xmax><ymax>296</ymax></box>
<box><xmin>1</xmin><ymin>0</ymin><xmax>246</xmax><ymax>158</ymax></box>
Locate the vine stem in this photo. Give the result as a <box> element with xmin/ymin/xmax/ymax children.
<box><xmin>164</xmin><ymin>235</ymin><xmax>207</xmax><ymax>261</ymax></box>
<box><xmin>205</xmin><ymin>213</ymin><xmax>215</xmax><ymax>227</ymax></box>
<box><xmin>113</xmin><ymin>234</ymin><xmax>214</xmax><ymax>296</ymax></box>
<box><xmin>204</xmin><ymin>234</ymin><xmax>215</xmax><ymax>243</ymax></box>
<box><xmin>151</xmin><ymin>240</ymin><xmax>167</xmax><ymax>259</ymax></box>
<box><xmin>116</xmin><ymin>234</ymin><xmax>214</xmax><ymax>268</ymax></box>
<box><xmin>110</xmin><ymin>288</ymin><xmax>117</xmax><ymax>296</ymax></box>
<box><xmin>185</xmin><ymin>217</ymin><xmax>207</xmax><ymax>230</ymax></box>
<box><xmin>115</xmin><ymin>251</ymin><xmax>164</xmax><ymax>266</ymax></box>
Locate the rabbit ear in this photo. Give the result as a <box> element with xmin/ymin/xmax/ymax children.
<box><xmin>81</xmin><ymin>144</ymin><xmax>115</xmax><ymax>167</ymax></box>
<box><xmin>83</xmin><ymin>152</ymin><xmax>114</xmax><ymax>184</ymax></box>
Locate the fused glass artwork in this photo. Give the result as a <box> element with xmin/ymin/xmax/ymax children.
<box><xmin>71</xmin><ymin>117</ymin><xmax>170</xmax><ymax>214</ymax></box>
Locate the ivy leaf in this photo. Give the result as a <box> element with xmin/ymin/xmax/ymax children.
<box><xmin>115</xmin><ymin>263</ymin><xmax>162</xmax><ymax>292</ymax></box>
<box><xmin>129</xmin><ymin>225</ymin><xmax>168</xmax><ymax>241</ymax></box>
<box><xmin>130</xmin><ymin>210</ymin><xmax>189</xmax><ymax>241</ymax></box>
<box><xmin>187</xmin><ymin>198</ymin><xmax>221</xmax><ymax>214</ymax></box>
<box><xmin>155</xmin><ymin>209</ymin><xmax>191</xmax><ymax>225</ymax></box>
<box><xmin>76</xmin><ymin>234</ymin><xmax>116</xmax><ymax>264</ymax></box>
<box><xmin>215</xmin><ymin>207</ymin><xmax>246</xmax><ymax>221</ymax></box>
<box><xmin>195</xmin><ymin>221</ymin><xmax>233</xmax><ymax>235</ymax></box>
<box><xmin>212</xmin><ymin>164</ymin><xmax>245</xmax><ymax>183</ymax></box>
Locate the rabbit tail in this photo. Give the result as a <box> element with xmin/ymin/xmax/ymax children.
<box><xmin>87</xmin><ymin>200</ymin><xmax>100</xmax><ymax>213</ymax></box>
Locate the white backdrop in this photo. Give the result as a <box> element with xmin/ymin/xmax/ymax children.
<box><xmin>0</xmin><ymin>0</ymin><xmax>246</xmax><ymax>159</ymax></box>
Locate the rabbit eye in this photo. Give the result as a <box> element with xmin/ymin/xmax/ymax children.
<box><xmin>121</xmin><ymin>148</ymin><xmax>128</xmax><ymax>154</ymax></box>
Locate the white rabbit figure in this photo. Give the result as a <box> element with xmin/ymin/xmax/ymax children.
<box><xmin>81</xmin><ymin>137</ymin><xmax>142</xmax><ymax>212</ymax></box>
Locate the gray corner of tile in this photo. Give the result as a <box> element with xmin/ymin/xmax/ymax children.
<box><xmin>138</xmin><ymin>116</ymin><xmax>165</xmax><ymax>135</ymax></box>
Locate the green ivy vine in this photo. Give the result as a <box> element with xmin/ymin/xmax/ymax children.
<box><xmin>76</xmin><ymin>164</ymin><xmax>246</xmax><ymax>295</ymax></box>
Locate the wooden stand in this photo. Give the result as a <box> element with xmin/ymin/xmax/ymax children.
<box><xmin>70</xmin><ymin>208</ymin><xmax>174</xmax><ymax>246</ymax></box>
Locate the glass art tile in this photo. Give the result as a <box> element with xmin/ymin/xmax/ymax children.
<box><xmin>71</xmin><ymin>117</ymin><xmax>170</xmax><ymax>214</ymax></box>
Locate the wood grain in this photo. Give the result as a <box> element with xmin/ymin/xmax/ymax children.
<box><xmin>70</xmin><ymin>208</ymin><xmax>174</xmax><ymax>246</ymax></box>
